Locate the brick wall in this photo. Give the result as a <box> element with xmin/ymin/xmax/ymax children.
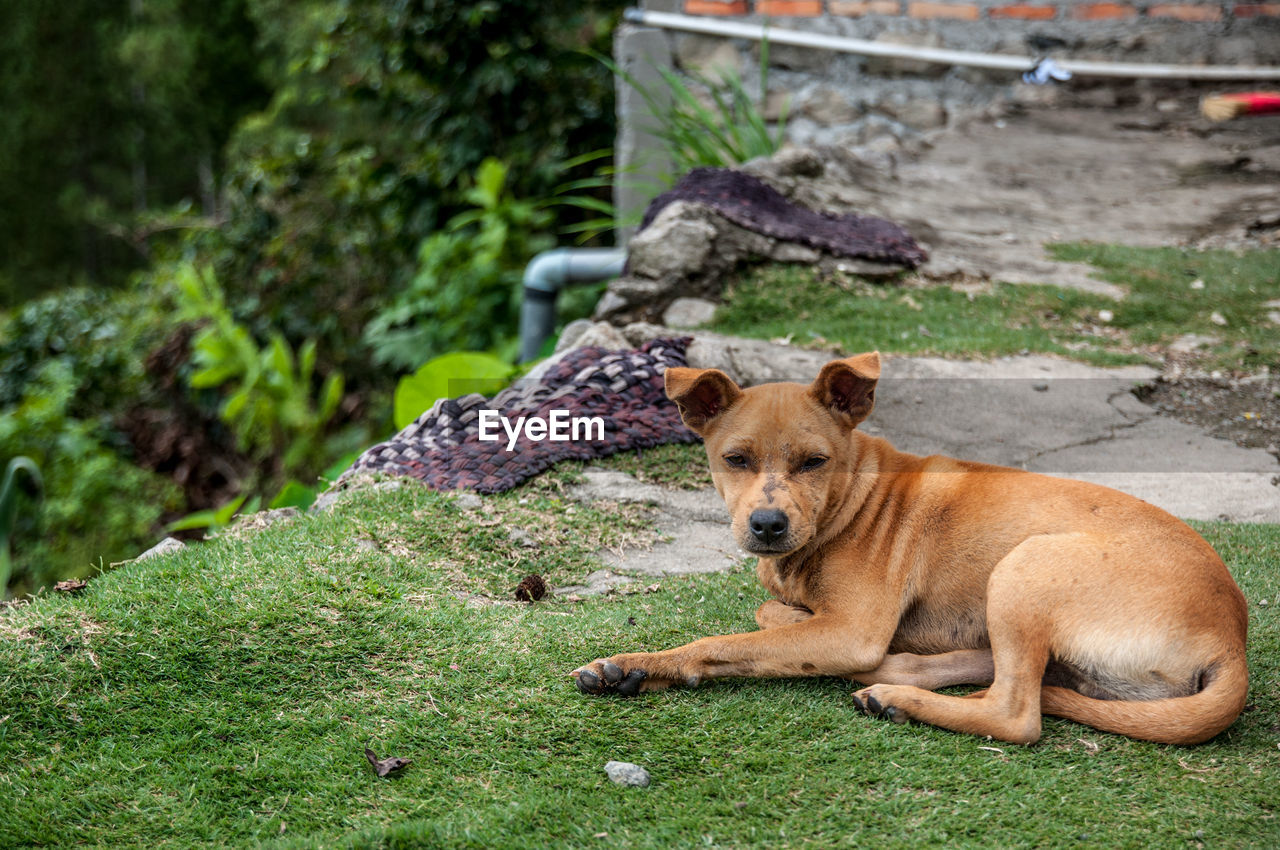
<box><xmin>614</xmin><ymin>0</ymin><xmax>1279</xmax><ymax>231</ymax></box>
<box><xmin>676</xmin><ymin>0</ymin><xmax>1278</xmax><ymax>20</ymax></box>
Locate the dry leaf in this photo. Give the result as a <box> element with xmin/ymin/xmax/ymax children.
<box><xmin>54</xmin><ymin>579</ymin><xmax>88</xmax><ymax>593</ymax></box>
<box><xmin>365</xmin><ymin>747</ymin><xmax>412</xmax><ymax>777</ymax></box>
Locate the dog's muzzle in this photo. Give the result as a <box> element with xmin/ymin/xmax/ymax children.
<box><xmin>748</xmin><ymin>508</ymin><xmax>790</xmax><ymax>547</ymax></box>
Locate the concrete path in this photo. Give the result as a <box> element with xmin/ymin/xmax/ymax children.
<box><xmin>565</xmin><ymin>339</ymin><xmax>1279</xmax><ymax>590</ymax></box>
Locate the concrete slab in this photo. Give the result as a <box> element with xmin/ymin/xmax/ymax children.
<box><xmin>561</xmin><ymin>340</ymin><xmax>1279</xmax><ymax>591</ymax></box>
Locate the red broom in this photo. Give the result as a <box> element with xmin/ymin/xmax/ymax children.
<box><xmin>1201</xmin><ymin>92</ymin><xmax>1280</xmax><ymax>121</ymax></box>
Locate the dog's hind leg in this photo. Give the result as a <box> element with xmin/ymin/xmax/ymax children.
<box><xmin>851</xmin><ymin>536</ymin><xmax>1076</xmax><ymax>744</ymax></box>
<box><xmin>849</xmin><ymin>649</ymin><xmax>995</xmax><ymax>690</ymax></box>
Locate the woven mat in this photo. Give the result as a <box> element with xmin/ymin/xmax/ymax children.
<box><xmin>640</xmin><ymin>166</ymin><xmax>927</xmax><ymax>268</ymax></box>
<box><xmin>345</xmin><ymin>338</ymin><xmax>699</xmax><ymax>494</ymax></box>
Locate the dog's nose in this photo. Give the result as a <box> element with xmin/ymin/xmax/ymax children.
<box><xmin>749</xmin><ymin>509</ymin><xmax>789</xmax><ymax>545</ymax></box>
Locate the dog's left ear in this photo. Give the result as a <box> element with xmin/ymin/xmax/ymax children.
<box><xmin>809</xmin><ymin>351</ymin><xmax>880</xmax><ymax>427</ymax></box>
<box><xmin>665</xmin><ymin>367</ymin><xmax>742</xmax><ymax>434</ymax></box>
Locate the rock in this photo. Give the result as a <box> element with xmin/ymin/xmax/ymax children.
<box><xmin>311</xmin><ymin>488</ymin><xmax>344</xmax><ymax>513</ymax></box>
<box><xmin>570</xmin><ymin>321</ymin><xmax>631</xmax><ymax>351</ymax></box>
<box><xmin>674</xmin><ymin>34</ymin><xmax>741</xmax><ymax>78</ymax></box>
<box><xmin>627</xmin><ymin>202</ymin><xmax>717</xmax><ymax>280</ymax></box>
<box><xmin>454</xmin><ymin>492</ymin><xmax>483</xmax><ymax>511</ymax></box>
<box><xmin>591</xmin><ymin>291</ymin><xmax>630</xmax><ymax>320</ymax></box>
<box><xmin>663</xmin><ymin>297</ymin><xmax>718</xmax><ymax>328</ymax></box>
<box><xmin>136</xmin><ymin>536</ymin><xmax>185</xmax><ymax>562</ymax></box>
<box><xmin>877</xmin><ymin>96</ymin><xmax>948</xmax><ymax>131</ymax></box>
<box><xmin>621</xmin><ymin>322</ymin><xmax>670</xmax><ymax>347</ymax></box>
<box><xmin>604</xmin><ymin>761</ymin><xmax>652</xmax><ymax>788</ymax></box>
<box><xmin>763</xmin><ymin>88</ymin><xmax>792</xmax><ymax>123</ymax></box>
<box><xmin>508</xmin><ymin>528</ymin><xmax>539</xmax><ymax>548</ymax></box>
<box><xmin>554</xmin><ymin>318</ymin><xmax>595</xmax><ymax>352</ymax></box>
<box><xmin>771</xmin><ymin>243</ymin><xmax>822</xmax><ymax>264</ymax></box>
<box><xmin>685</xmin><ymin>336</ymin><xmax>741</xmax><ymax>383</ymax></box>
<box><xmin>766</xmin><ymin>146</ymin><xmax>826</xmax><ymax>179</ymax></box>
<box><xmin>864</xmin><ymin>32</ymin><xmax>949</xmax><ymax>78</ymax></box>
<box><xmin>798</xmin><ymin>87</ymin><xmax>863</xmax><ymax>125</ymax></box>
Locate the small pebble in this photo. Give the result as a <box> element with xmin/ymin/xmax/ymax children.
<box><xmin>604</xmin><ymin>761</ymin><xmax>651</xmax><ymax>788</ymax></box>
<box><xmin>1190</xmin><ymin>279</ymin><xmax>1205</xmax><ymax>290</ymax></box>
<box><xmin>1033</xmin><ymin>382</ymin><xmax>1049</xmax><ymax>392</ymax></box>
<box><xmin>455</xmin><ymin>492</ymin><xmax>482</xmax><ymax>511</ymax></box>
<box><xmin>1098</xmin><ymin>309</ymin><xmax>1114</xmax><ymax>323</ymax></box>
<box><xmin>1210</xmin><ymin>312</ymin><xmax>1228</xmax><ymax>327</ymax></box>
<box><xmin>508</xmin><ymin>528</ymin><xmax>538</xmax><ymax>548</ymax></box>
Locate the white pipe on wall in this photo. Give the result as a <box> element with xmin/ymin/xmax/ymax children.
<box><xmin>624</xmin><ymin>8</ymin><xmax>1280</xmax><ymax>81</ymax></box>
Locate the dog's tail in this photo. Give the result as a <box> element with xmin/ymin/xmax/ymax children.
<box><xmin>1039</xmin><ymin>651</ymin><xmax>1249</xmax><ymax>745</ymax></box>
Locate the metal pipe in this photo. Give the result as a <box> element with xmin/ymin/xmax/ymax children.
<box><xmin>623</xmin><ymin>8</ymin><xmax>1280</xmax><ymax>81</ymax></box>
<box><xmin>519</xmin><ymin>247</ymin><xmax>627</xmax><ymax>362</ymax></box>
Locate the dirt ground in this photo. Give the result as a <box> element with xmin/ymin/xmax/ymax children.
<box><xmin>811</xmin><ymin>90</ymin><xmax>1280</xmax><ymax>295</ymax></box>
<box><xmin>818</xmin><ymin>89</ymin><xmax>1280</xmax><ymax>461</ymax></box>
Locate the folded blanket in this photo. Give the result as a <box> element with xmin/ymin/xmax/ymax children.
<box><xmin>640</xmin><ymin>166</ymin><xmax>927</xmax><ymax>268</ymax></box>
<box><xmin>345</xmin><ymin>338</ymin><xmax>699</xmax><ymax>493</ymax></box>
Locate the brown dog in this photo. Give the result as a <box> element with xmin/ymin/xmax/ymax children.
<box><xmin>572</xmin><ymin>352</ymin><xmax>1249</xmax><ymax>745</ymax></box>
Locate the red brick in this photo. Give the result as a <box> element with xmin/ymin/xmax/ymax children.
<box><xmin>685</xmin><ymin>0</ymin><xmax>749</xmax><ymax>14</ymax></box>
<box><xmin>908</xmin><ymin>1</ymin><xmax>982</xmax><ymax>18</ymax></box>
<box><xmin>1071</xmin><ymin>2</ymin><xmax>1138</xmax><ymax>18</ymax></box>
<box><xmin>757</xmin><ymin>0</ymin><xmax>824</xmax><ymax>13</ymax></box>
<box><xmin>831</xmin><ymin>0</ymin><xmax>903</xmax><ymax>14</ymax></box>
<box><xmin>1148</xmin><ymin>2</ymin><xmax>1223</xmax><ymax>18</ymax></box>
<box><xmin>1234</xmin><ymin>2</ymin><xmax>1280</xmax><ymax>13</ymax></box>
<box><xmin>989</xmin><ymin>3</ymin><xmax>1058</xmax><ymax>18</ymax></box>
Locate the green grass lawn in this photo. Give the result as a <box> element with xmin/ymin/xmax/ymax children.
<box><xmin>2</xmin><ymin>477</ymin><xmax>1278</xmax><ymax>848</ymax></box>
<box><xmin>711</xmin><ymin>244</ymin><xmax>1280</xmax><ymax>372</ymax></box>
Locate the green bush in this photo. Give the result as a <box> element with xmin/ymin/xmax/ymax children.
<box><xmin>364</xmin><ymin>158</ymin><xmax>553</xmax><ymax>371</ymax></box>
<box><xmin>0</xmin><ymin>362</ymin><xmax>181</xmax><ymax>597</ymax></box>
<box><xmin>0</xmin><ymin>288</ymin><xmax>161</xmax><ymax>419</ymax></box>
<box><xmin>205</xmin><ymin>0</ymin><xmax>627</xmax><ymax>386</ymax></box>
<box><xmin>172</xmin><ymin>262</ymin><xmax>352</xmax><ymax>481</ymax></box>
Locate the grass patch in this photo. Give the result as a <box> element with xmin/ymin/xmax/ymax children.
<box><xmin>583</xmin><ymin>442</ymin><xmax>713</xmax><ymax>490</ymax></box>
<box><xmin>1047</xmin><ymin>243</ymin><xmax>1280</xmax><ymax>371</ymax></box>
<box><xmin>710</xmin><ymin>244</ymin><xmax>1280</xmax><ymax>371</ymax></box>
<box><xmin>1</xmin><ymin>482</ymin><xmax>1278</xmax><ymax>848</ymax></box>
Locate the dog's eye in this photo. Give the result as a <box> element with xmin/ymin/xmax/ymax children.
<box><xmin>723</xmin><ymin>454</ymin><xmax>749</xmax><ymax>469</ymax></box>
<box><xmin>800</xmin><ymin>455</ymin><xmax>828</xmax><ymax>471</ymax></box>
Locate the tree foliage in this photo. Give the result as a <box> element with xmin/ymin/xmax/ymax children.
<box><xmin>0</xmin><ymin>0</ymin><xmax>268</xmax><ymax>305</ymax></box>
<box><xmin>209</xmin><ymin>0</ymin><xmax>625</xmax><ymax>381</ymax></box>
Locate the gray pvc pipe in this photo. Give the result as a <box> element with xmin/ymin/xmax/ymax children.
<box><xmin>519</xmin><ymin>247</ymin><xmax>627</xmax><ymax>362</ymax></box>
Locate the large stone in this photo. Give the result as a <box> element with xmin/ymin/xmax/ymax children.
<box><xmin>627</xmin><ymin>201</ymin><xmax>718</xmax><ymax>280</ymax></box>
<box><xmin>663</xmin><ymin>297</ymin><xmax>718</xmax><ymax>328</ymax></box>
<box><xmin>798</xmin><ymin>86</ymin><xmax>863</xmax><ymax>125</ymax></box>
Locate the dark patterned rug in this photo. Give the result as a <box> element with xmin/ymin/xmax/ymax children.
<box><xmin>344</xmin><ymin>338</ymin><xmax>699</xmax><ymax>494</ymax></box>
<box><xmin>640</xmin><ymin>166</ymin><xmax>927</xmax><ymax>267</ymax></box>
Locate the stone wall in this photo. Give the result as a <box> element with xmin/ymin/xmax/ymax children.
<box><xmin>615</xmin><ymin>0</ymin><xmax>1280</xmax><ymax>229</ymax></box>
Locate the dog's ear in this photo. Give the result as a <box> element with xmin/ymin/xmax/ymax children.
<box><xmin>809</xmin><ymin>351</ymin><xmax>880</xmax><ymax>427</ymax></box>
<box><xmin>665</xmin><ymin>367</ymin><xmax>742</xmax><ymax>433</ymax></box>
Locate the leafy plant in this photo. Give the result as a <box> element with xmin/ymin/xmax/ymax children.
<box><xmin>0</xmin><ymin>361</ymin><xmax>181</xmax><ymax>596</ymax></box>
<box><xmin>603</xmin><ymin>38</ymin><xmax>788</xmax><ymax>177</ymax></box>
<box><xmin>173</xmin><ymin>262</ymin><xmax>345</xmax><ymax>477</ymax></box>
<box><xmin>0</xmin><ymin>457</ymin><xmax>41</xmax><ymax>594</ymax></box>
<box><xmin>364</xmin><ymin>158</ymin><xmax>554</xmax><ymax>371</ymax></box>
<box><xmin>393</xmin><ymin>351</ymin><xmax>515</xmax><ymax>430</ymax></box>
<box><xmin>166</xmin><ymin>492</ymin><xmax>259</xmax><ymax>536</ymax></box>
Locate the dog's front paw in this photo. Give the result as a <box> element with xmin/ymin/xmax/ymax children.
<box><xmin>572</xmin><ymin>658</ymin><xmax>649</xmax><ymax>697</ymax></box>
<box><xmin>852</xmin><ymin>685</ymin><xmax>910</xmax><ymax>724</ymax></box>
